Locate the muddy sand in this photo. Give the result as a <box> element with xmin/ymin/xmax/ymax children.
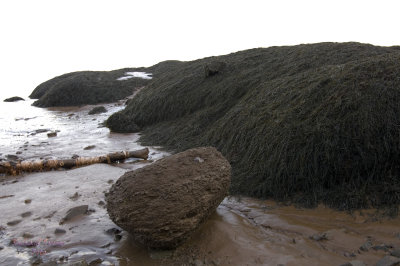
<box><xmin>1</xmin><ymin>163</ymin><xmax>400</xmax><ymax>265</ymax></box>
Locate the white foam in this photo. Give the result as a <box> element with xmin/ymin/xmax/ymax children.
<box><xmin>117</xmin><ymin>72</ymin><xmax>152</xmax><ymax>81</ymax></box>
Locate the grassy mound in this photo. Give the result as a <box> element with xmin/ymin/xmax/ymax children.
<box><xmin>30</xmin><ymin>68</ymin><xmax>151</xmax><ymax>107</ymax></box>
<box><xmin>107</xmin><ymin>42</ymin><xmax>400</xmax><ymax>210</ymax></box>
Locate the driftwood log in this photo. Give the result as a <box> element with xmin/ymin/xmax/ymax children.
<box><xmin>0</xmin><ymin>148</ymin><xmax>149</xmax><ymax>175</ymax></box>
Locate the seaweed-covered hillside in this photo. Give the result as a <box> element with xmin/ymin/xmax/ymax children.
<box><xmin>108</xmin><ymin>42</ymin><xmax>400</xmax><ymax>209</ymax></box>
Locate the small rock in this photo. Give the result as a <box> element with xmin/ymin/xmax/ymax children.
<box><xmin>98</xmin><ymin>201</ymin><xmax>105</xmax><ymax>206</ymax></box>
<box><xmin>106</xmin><ymin>228</ymin><xmax>121</xmax><ymax>235</ymax></box>
<box><xmin>310</xmin><ymin>232</ymin><xmax>328</xmax><ymax>241</ymax></box>
<box><xmin>33</xmin><ymin>129</ymin><xmax>50</xmax><ymax>135</ymax></box>
<box><xmin>71</xmin><ymin>154</ymin><xmax>80</xmax><ymax>159</ymax></box>
<box><xmin>373</xmin><ymin>245</ymin><xmax>390</xmax><ymax>252</ymax></box>
<box><xmin>88</xmin><ymin>106</ymin><xmax>107</xmax><ymax>115</ymax></box>
<box><xmin>359</xmin><ymin>240</ymin><xmax>373</xmax><ymax>251</ymax></box>
<box><xmin>16</xmin><ymin>151</ymin><xmax>22</xmax><ymax>155</ymax></box>
<box><xmin>84</xmin><ymin>145</ymin><xmax>96</xmax><ymax>150</ymax></box>
<box><xmin>7</xmin><ymin>220</ymin><xmax>22</xmax><ymax>226</ymax></box>
<box><xmin>54</xmin><ymin>228</ymin><xmax>66</xmax><ymax>235</ymax></box>
<box><xmin>69</xmin><ymin>192</ymin><xmax>81</xmax><ymax>201</ymax></box>
<box><xmin>20</xmin><ymin>211</ymin><xmax>32</xmax><ymax>218</ymax></box>
<box><xmin>4</xmin><ymin>96</ymin><xmax>24</xmax><ymax>102</ymax></box>
<box><xmin>60</xmin><ymin>205</ymin><xmax>88</xmax><ymax>224</ymax></box>
<box><xmin>6</xmin><ymin>154</ymin><xmax>19</xmax><ymax>161</ymax></box>
<box><xmin>47</xmin><ymin>132</ymin><xmax>57</xmax><ymax>138</ymax></box>
<box><xmin>0</xmin><ymin>246</ymin><xmax>3</xmax><ymax>251</ymax></box>
<box><xmin>376</xmin><ymin>256</ymin><xmax>400</xmax><ymax>266</ymax></box>
<box><xmin>24</xmin><ymin>199</ymin><xmax>32</xmax><ymax>204</ymax></box>
<box><xmin>107</xmin><ymin>179</ymin><xmax>113</xmax><ymax>184</ymax></box>
<box><xmin>22</xmin><ymin>232</ymin><xmax>34</xmax><ymax>239</ymax></box>
<box><xmin>391</xmin><ymin>249</ymin><xmax>400</xmax><ymax>258</ymax></box>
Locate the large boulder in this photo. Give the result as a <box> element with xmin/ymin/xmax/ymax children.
<box><xmin>106</xmin><ymin>147</ymin><xmax>231</xmax><ymax>249</ymax></box>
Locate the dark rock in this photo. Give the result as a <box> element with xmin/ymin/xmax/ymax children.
<box><xmin>88</xmin><ymin>106</ymin><xmax>107</xmax><ymax>115</ymax></box>
<box><xmin>98</xmin><ymin>200</ymin><xmax>105</xmax><ymax>206</ymax></box>
<box><xmin>60</xmin><ymin>205</ymin><xmax>88</xmax><ymax>224</ymax></box>
<box><xmin>69</xmin><ymin>192</ymin><xmax>81</xmax><ymax>201</ymax></box>
<box><xmin>114</xmin><ymin>234</ymin><xmax>122</xmax><ymax>241</ymax></box>
<box><xmin>106</xmin><ymin>228</ymin><xmax>121</xmax><ymax>235</ymax></box>
<box><xmin>24</xmin><ymin>199</ymin><xmax>32</xmax><ymax>204</ymax></box>
<box><xmin>47</xmin><ymin>132</ymin><xmax>57</xmax><ymax>138</ymax></box>
<box><xmin>16</xmin><ymin>151</ymin><xmax>22</xmax><ymax>155</ymax></box>
<box><xmin>6</xmin><ymin>154</ymin><xmax>19</xmax><ymax>161</ymax></box>
<box><xmin>204</xmin><ymin>61</ymin><xmax>226</xmax><ymax>77</ymax></box>
<box><xmin>373</xmin><ymin>244</ymin><xmax>390</xmax><ymax>252</ymax></box>
<box><xmin>4</xmin><ymin>96</ymin><xmax>24</xmax><ymax>102</ymax></box>
<box><xmin>106</xmin><ymin>147</ymin><xmax>231</xmax><ymax>249</ymax></box>
<box><xmin>20</xmin><ymin>211</ymin><xmax>32</xmax><ymax>218</ymax></box>
<box><xmin>376</xmin><ymin>256</ymin><xmax>400</xmax><ymax>266</ymax></box>
<box><xmin>0</xmin><ymin>246</ymin><xmax>3</xmax><ymax>251</ymax></box>
<box><xmin>391</xmin><ymin>249</ymin><xmax>400</xmax><ymax>258</ymax></box>
<box><xmin>7</xmin><ymin>220</ymin><xmax>21</xmax><ymax>226</ymax></box>
<box><xmin>71</xmin><ymin>154</ymin><xmax>80</xmax><ymax>159</ymax></box>
<box><xmin>84</xmin><ymin>145</ymin><xmax>96</xmax><ymax>150</ymax></box>
<box><xmin>54</xmin><ymin>228</ymin><xmax>66</xmax><ymax>235</ymax></box>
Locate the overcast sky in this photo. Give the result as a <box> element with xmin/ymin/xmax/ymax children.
<box><xmin>1</xmin><ymin>0</ymin><xmax>400</xmax><ymax>98</ymax></box>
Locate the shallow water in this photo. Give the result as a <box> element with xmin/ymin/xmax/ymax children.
<box><xmin>1</xmin><ymin>99</ymin><xmax>400</xmax><ymax>265</ymax></box>
<box><xmin>0</xmin><ymin>98</ymin><xmax>159</xmax><ymax>162</ymax></box>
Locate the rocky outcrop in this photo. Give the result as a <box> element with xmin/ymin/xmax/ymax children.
<box><xmin>106</xmin><ymin>147</ymin><xmax>231</xmax><ymax>249</ymax></box>
<box><xmin>30</xmin><ymin>69</ymin><xmax>151</xmax><ymax>107</ymax></box>
<box><xmin>4</xmin><ymin>96</ymin><xmax>24</xmax><ymax>102</ymax></box>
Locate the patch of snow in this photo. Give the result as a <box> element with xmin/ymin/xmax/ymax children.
<box><xmin>117</xmin><ymin>72</ymin><xmax>152</xmax><ymax>81</ymax></box>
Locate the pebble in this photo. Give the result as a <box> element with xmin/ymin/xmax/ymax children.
<box><xmin>22</xmin><ymin>232</ymin><xmax>34</xmax><ymax>239</ymax></box>
<box><xmin>20</xmin><ymin>211</ymin><xmax>32</xmax><ymax>218</ymax></box>
<box><xmin>60</xmin><ymin>205</ymin><xmax>88</xmax><ymax>224</ymax></box>
<box><xmin>7</xmin><ymin>219</ymin><xmax>22</xmax><ymax>226</ymax></box>
<box><xmin>54</xmin><ymin>228</ymin><xmax>67</xmax><ymax>235</ymax></box>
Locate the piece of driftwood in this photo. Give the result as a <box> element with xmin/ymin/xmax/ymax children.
<box><xmin>0</xmin><ymin>148</ymin><xmax>149</xmax><ymax>175</ymax></box>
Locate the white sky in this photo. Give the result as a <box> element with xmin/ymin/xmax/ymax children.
<box><xmin>1</xmin><ymin>0</ymin><xmax>400</xmax><ymax>98</ymax></box>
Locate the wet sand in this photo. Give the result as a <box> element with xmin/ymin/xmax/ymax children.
<box><xmin>1</xmin><ymin>164</ymin><xmax>400</xmax><ymax>265</ymax></box>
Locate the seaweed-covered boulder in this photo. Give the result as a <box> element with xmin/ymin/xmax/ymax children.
<box><xmin>30</xmin><ymin>69</ymin><xmax>151</xmax><ymax>107</ymax></box>
<box><xmin>106</xmin><ymin>147</ymin><xmax>231</xmax><ymax>249</ymax></box>
<box><xmin>4</xmin><ymin>96</ymin><xmax>24</xmax><ymax>102</ymax></box>
<box><xmin>107</xmin><ymin>42</ymin><xmax>400</xmax><ymax>210</ymax></box>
